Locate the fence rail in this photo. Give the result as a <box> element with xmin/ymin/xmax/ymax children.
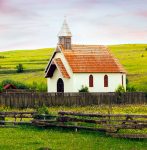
<box><xmin>32</xmin><ymin>111</ymin><xmax>147</xmax><ymax>139</ymax></box>
<box><xmin>0</xmin><ymin>92</ymin><xmax>146</xmax><ymax>108</ymax></box>
<box><xmin>0</xmin><ymin>111</ymin><xmax>36</xmax><ymax>127</ymax></box>
<box><xmin>0</xmin><ymin>111</ymin><xmax>147</xmax><ymax>139</ymax></box>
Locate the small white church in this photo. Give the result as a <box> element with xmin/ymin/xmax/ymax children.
<box><xmin>45</xmin><ymin>19</ymin><xmax>126</xmax><ymax>92</ymax></box>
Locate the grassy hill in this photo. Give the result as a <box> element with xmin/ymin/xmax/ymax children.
<box><xmin>0</xmin><ymin>44</ymin><xmax>147</xmax><ymax>91</ymax></box>
<box><xmin>109</xmin><ymin>44</ymin><xmax>147</xmax><ymax>91</ymax></box>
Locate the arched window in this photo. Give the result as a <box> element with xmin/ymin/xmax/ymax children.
<box><xmin>122</xmin><ymin>75</ymin><xmax>123</xmax><ymax>86</ymax></box>
<box><xmin>89</xmin><ymin>75</ymin><xmax>93</xmax><ymax>87</ymax></box>
<box><xmin>104</xmin><ymin>75</ymin><xmax>108</xmax><ymax>87</ymax></box>
<box><xmin>57</xmin><ymin>78</ymin><xmax>64</xmax><ymax>92</ymax></box>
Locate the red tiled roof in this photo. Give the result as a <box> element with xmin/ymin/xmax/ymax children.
<box><xmin>3</xmin><ymin>84</ymin><xmax>16</xmax><ymax>89</ymax></box>
<box><xmin>54</xmin><ymin>58</ymin><xmax>70</xmax><ymax>78</ymax></box>
<box><xmin>61</xmin><ymin>44</ymin><xmax>126</xmax><ymax>73</ymax></box>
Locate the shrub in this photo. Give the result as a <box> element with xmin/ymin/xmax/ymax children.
<box><xmin>1</xmin><ymin>79</ymin><xmax>29</xmax><ymax>89</ymax></box>
<box><xmin>16</xmin><ymin>64</ymin><xmax>24</xmax><ymax>73</ymax></box>
<box><xmin>115</xmin><ymin>85</ymin><xmax>125</xmax><ymax>93</ymax></box>
<box><xmin>0</xmin><ymin>85</ymin><xmax>3</xmax><ymax>92</ymax></box>
<box><xmin>126</xmin><ymin>77</ymin><xmax>136</xmax><ymax>92</ymax></box>
<box><xmin>36</xmin><ymin>105</ymin><xmax>49</xmax><ymax>115</ymax></box>
<box><xmin>30</xmin><ymin>82</ymin><xmax>47</xmax><ymax>92</ymax></box>
<box><xmin>126</xmin><ymin>84</ymin><xmax>136</xmax><ymax>92</ymax></box>
<box><xmin>79</xmin><ymin>85</ymin><xmax>89</xmax><ymax>92</ymax></box>
<box><xmin>126</xmin><ymin>77</ymin><xmax>129</xmax><ymax>85</ymax></box>
<box><xmin>0</xmin><ymin>56</ymin><xmax>5</xmax><ymax>59</ymax></box>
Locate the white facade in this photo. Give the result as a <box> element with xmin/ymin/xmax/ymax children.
<box><xmin>47</xmin><ymin>71</ymin><xmax>126</xmax><ymax>92</ymax></box>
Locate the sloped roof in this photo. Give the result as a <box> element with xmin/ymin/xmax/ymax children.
<box><xmin>54</xmin><ymin>58</ymin><xmax>70</xmax><ymax>78</ymax></box>
<box><xmin>60</xmin><ymin>44</ymin><xmax>126</xmax><ymax>73</ymax></box>
<box><xmin>58</xmin><ymin>19</ymin><xmax>72</xmax><ymax>37</ymax></box>
<box><xmin>3</xmin><ymin>84</ymin><xmax>16</xmax><ymax>89</ymax></box>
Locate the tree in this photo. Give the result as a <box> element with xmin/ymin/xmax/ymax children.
<box><xmin>16</xmin><ymin>64</ymin><xmax>24</xmax><ymax>73</ymax></box>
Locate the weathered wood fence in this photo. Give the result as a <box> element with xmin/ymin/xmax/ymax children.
<box><xmin>0</xmin><ymin>92</ymin><xmax>146</xmax><ymax>108</ymax></box>
<box><xmin>33</xmin><ymin>111</ymin><xmax>147</xmax><ymax>139</ymax></box>
<box><xmin>0</xmin><ymin>111</ymin><xmax>147</xmax><ymax>138</ymax></box>
<box><xmin>0</xmin><ymin>112</ymin><xmax>36</xmax><ymax>127</ymax></box>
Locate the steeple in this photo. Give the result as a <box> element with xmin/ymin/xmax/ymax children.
<box><xmin>58</xmin><ymin>18</ymin><xmax>72</xmax><ymax>50</ymax></box>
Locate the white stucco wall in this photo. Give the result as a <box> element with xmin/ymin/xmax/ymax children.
<box><xmin>72</xmin><ymin>73</ymin><xmax>126</xmax><ymax>92</ymax></box>
<box><xmin>47</xmin><ymin>71</ymin><xmax>126</xmax><ymax>92</ymax></box>
<box><xmin>47</xmin><ymin>69</ymin><xmax>74</xmax><ymax>92</ymax></box>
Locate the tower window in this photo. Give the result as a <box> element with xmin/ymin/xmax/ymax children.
<box><xmin>65</xmin><ymin>38</ymin><xmax>71</xmax><ymax>49</ymax></box>
<box><xmin>89</xmin><ymin>75</ymin><xmax>93</xmax><ymax>87</ymax></box>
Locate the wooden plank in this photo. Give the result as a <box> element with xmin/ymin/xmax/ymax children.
<box><xmin>107</xmin><ymin>133</ymin><xmax>147</xmax><ymax>139</ymax></box>
<box><xmin>58</xmin><ymin>111</ymin><xmax>147</xmax><ymax>118</ymax></box>
<box><xmin>0</xmin><ymin>121</ymin><xmax>31</xmax><ymax>124</ymax></box>
<box><xmin>32</xmin><ymin>120</ymin><xmax>107</xmax><ymax>132</ymax></box>
<box><xmin>0</xmin><ymin>112</ymin><xmax>36</xmax><ymax>115</ymax></box>
<box><xmin>57</xmin><ymin>116</ymin><xmax>147</xmax><ymax>124</ymax></box>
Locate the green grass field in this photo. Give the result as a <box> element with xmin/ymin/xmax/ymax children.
<box><xmin>0</xmin><ymin>126</ymin><xmax>146</xmax><ymax>150</ymax></box>
<box><xmin>109</xmin><ymin>44</ymin><xmax>147</xmax><ymax>91</ymax></box>
<box><xmin>0</xmin><ymin>44</ymin><xmax>147</xmax><ymax>91</ymax></box>
<box><xmin>0</xmin><ymin>105</ymin><xmax>147</xmax><ymax>150</ymax></box>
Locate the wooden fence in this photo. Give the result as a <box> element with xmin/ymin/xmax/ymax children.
<box><xmin>0</xmin><ymin>111</ymin><xmax>147</xmax><ymax>138</ymax></box>
<box><xmin>0</xmin><ymin>112</ymin><xmax>36</xmax><ymax>127</ymax></box>
<box><xmin>33</xmin><ymin>111</ymin><xmax>147</xmax><ymax>139</ymax></box>
<box><xmin>0</xmin><ymin>92</ymin><xmax>146</xmax><ymax>108</ymax></box>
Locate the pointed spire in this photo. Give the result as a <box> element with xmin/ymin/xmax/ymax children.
<box><xmin>58</xmin><ymin>18</ymin><xmax>72</xmax><ymax>37</ymax></box>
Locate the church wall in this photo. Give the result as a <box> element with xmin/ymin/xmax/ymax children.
<box><xmin>72</xmin><ymin>73</ymin><xmax>126</xmax><ymax>92</ymax></box>
<box><xmin>47</xmin><ymin>69</ymin><xmax>74</xmax><ymax>92</ymax></box>
<box><xmin>47</xmin><ymin>72</ymin><xmax>126</xmax><ymax>92</ymax></box>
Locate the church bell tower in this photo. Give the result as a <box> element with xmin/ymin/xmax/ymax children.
<box><xmin>58</xmin><ymin>19</ymin><xmax>72</xmax><ymax>50</ymax></box>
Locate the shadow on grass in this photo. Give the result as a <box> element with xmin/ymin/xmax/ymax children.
<box><xmin>19</xmin><ymin>125</ymin><xmax>147</xmax><ymax>143</ymax></box>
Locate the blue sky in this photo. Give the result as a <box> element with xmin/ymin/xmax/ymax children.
<box><xmin>0</xmin><ymin>0</ymin><xmax>147</xmax><ymax>51</ymax></box>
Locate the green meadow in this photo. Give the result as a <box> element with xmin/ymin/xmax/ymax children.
<box><xmin>0</xmin><ymin>105</ymin><xmax>147</xmax><ymax>150</ymax></box>
<box><xmin>0</xmin><ymin>125</ymin><xmax>146</xmax><ymax>150</ymax></box>
<box><xmin>109</xmin><ymin>44</ymin><xmax>147</xmax><ymax>91</ymax></box>
<box><xmin>0</xmin><ymin>44</ymin><xmax>147</xmax><ymax>91</ymax></box>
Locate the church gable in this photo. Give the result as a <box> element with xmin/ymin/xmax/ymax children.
<box><xmin>45</xmin><ymin>58</ymin><xmax>70</xmax><ymax>78</ymax></box>
<box><xmin>54</xmin><ymin>58</ymin><xmax>70</xmax><ymax>78</ymax></box>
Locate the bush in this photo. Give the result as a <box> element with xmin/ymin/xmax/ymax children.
<box><xmin>36</xmin><ymin>105</ymin><xmax>49</xmax><ymax>115</ymax></box>
<box><xmin>0</xmin><ymin>56</ymin><xmax>5</xmax><ymax>59</ymax></box>
<box><xmin>16</xmin><ymin>64</ymin><xmax>24</xmax><ymax>73</ymax></box>
<box><xmin>0</xmin><ymin>85</ymin><xmax>3</xmax><ymax>92</ymax></box>
<box><xmin>115</xmin><ymin>85</ymin><xmax>126</xmax><ymax>93</ymax></box>
<box><xmin>0</xmin><ymin>80</ymin><xmax>47</xmax><ymax>91</ymax></box>
<box><xmin>126</xmin><ymin>84</ymin><xmax>136</xmax><ymax>92</ymax></box>
<box><xmin>1</xmin><ymin>79</ymin><xmax>29</xmax><ymax>89</ymax></box>
<box><xmin>30</xmin><ymin>82</ymin><xmax>47</xmax><ymax>92</ymax></box>
<box><xmin>79</xmin><ymin>85</ymin><xmax>89</xmax><ymax>92</ymax></box>
<box><xmin>126</xmin><ymin>77</ymin><xmax>136</xmax><ymax>92</ymax></box>
<box><xmin>126</xmin><ymin>77</ymin><xmax>129</xmax><ymax>85</ymax></box>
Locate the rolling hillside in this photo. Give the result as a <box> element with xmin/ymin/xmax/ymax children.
<box><xmin>0</xmin><ymin>44</ymin><xmax>147</xmax><ymax>91</ymax></box>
